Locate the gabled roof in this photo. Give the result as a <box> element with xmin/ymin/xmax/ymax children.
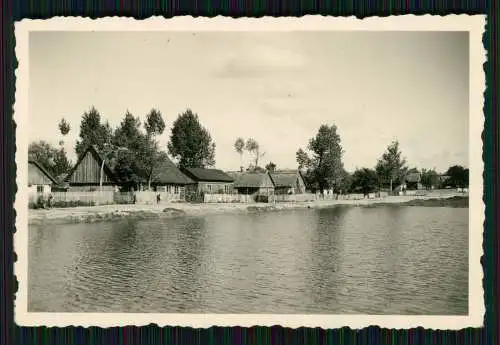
<box><xmin>182</xmin><ymin>167</ymin><xmax>234</xmax><ymax>183</ymax></box>
<box><xmin>269</xmin><ymin>170</ymin><xmax>304</xmax><ymax>188</ymax></box>
<box><xmin>28</xmin><ymin>160</ymin><xmax>58</xmax><ymax>185</ymax></box>
<box><xmin>150</xmin><ymin>157</ymin><xmax>195</xmax><ymax>185</ymax></box>
<box><xmin>405</xmin><ymin>172</ymin><xmax>421</xmax><ymax>183</ymax></box>
<box><xmin>64</xmin><ymin>145</ymin><xmax>118</xmax><ymax>183</ymax></box>
<box><xmin>232</xmin><ymin>171</ymin><xmax>274</xmax><ymax>188</ymax></box>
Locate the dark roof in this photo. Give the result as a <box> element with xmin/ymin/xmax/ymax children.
<box><xmin>182</xmin><ymin>167</ymin><xmax>234</xmax><ymax>183</ymax></box>
<box><xmin>150</xmin><ymin>158</ymin><xmax>195</xmax><ymax>185</ymax></box>
<box><xmin>64</xmin><ymin>145</ymin><xmax>118</xmax><ymax>183</ymax></box>
<box><xmin>28</xmin><ymin>160</ymin><xmax>58</xmax><ymax>184</ymax></box>
<box><xmin>405</xmin><ymin>172</ymin><xmax>421</xmax><ymax>183</ymax></box>
<box><xmin>270</xmin><ymin>170</ymin><xmax>303</xmax><ymax>188</ymax></box>
<box><xmin>232</xmin><ymin>172</ymin><xmax>273</xmax><ymax>188</ymax></box>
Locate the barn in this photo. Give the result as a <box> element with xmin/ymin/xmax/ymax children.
<box><xmin>230</xmin><ymin>171</ymin><xmax>275</xmax><ymax>199</ymax></box>
<box><xmin>28</xmin><ymin>160</ymin><xmax>58</xmax><ymax>196</ymax></box>
<box><xmin>270</xmin><ymin>170</ymin><xmax>306</xmax><ymax>195</ymax></box>
<box><xmin>181</xmin><ymin>167</ymin><xmax>235</xmax><ymax>194</ymax></box>
<box><xmin>64</xmin><ymin>145</ymin><xmax>119</xmax><ymax>192</ymax></box>
<box><xmin>147</xmin><ymin>158</ymin><xmax>195</xmax><ymax>198</ymax></box>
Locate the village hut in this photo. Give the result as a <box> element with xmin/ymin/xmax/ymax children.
<box><xmin>147</xmin><ymin>158</ymin><xmax>195</xmax><ymax>198</ymax></box>
<box><xmin>64</xmin><ymin>145</ymin><xmax>119</xmax><ymax>192</ymax></box>
<box><xmin>404</xmin><ymin>172</ymin><xmax>423</xmax><ymax>190</ymax></box>
<box><xmin>270</xmin><ymin>170</ymin><xmax>306</xmax><ymax>195</ymax></box>
<box><xmin>181</xmin><ymin>167</ymin><xmax>235</xmax><ymax>194</ymax></box>
<box><xmin>230</xmin><ymin>171</ymin><xmax>275</xmax><ymax>200</ymax></box>
<box><xmin>28</xmin><ymin>160</ymin><xmax>58</xmax><ymax>197</ymax></box>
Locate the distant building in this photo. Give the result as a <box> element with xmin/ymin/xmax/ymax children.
<box><xmin>64</xmin><ymin>145</ymin><xmax>119</xmax><ymax>192</ymax></box>
<box><xmin>28</xmin><ymin>160</ymin><xmax>58</xmax><ymax>196</ymax></box>
<box><xmin>270</xmin><ymin>170</ymin><xmax>306</xmax><ymax>195</ymax></box>
<box><xmin>181</xmin><ymin>167</ymin><xmax>235</xmax><ymax>194</ymax></box>
<box><xmin>147</xmin><ymin>158</ymin><xmax>195</xmax><ymax>197</ymax></box>
<box><xmin>230</xmin><ymin>171</ymin><xmax>275</xmax><ymax>197</ymax></box>
<box><xmin>404</xmin><ymin>172</ymin><xmax>423</xmax><ymax>190</ymax></box>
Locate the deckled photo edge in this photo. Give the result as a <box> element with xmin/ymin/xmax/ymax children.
<box><xmin>13</xmin><ymin>14</ymin><xmax>486</xmax><ymax>329</ymax></box>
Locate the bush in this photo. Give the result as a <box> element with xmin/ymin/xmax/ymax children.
<box><xmin>185</xmin><ymin>191</ymin><xmax>204</xmax><ymax>203</ymax></box>
<box><xmin>51</xmin><ymin>200</ymin><xmax>96</xmax><ymax>208</ymax></box>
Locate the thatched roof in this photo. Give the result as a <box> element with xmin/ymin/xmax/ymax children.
<box><xmin>405</xmin><ymin>172</ymin><xmax>421</xmax><ymax>183</ymax></box>
<box><xmin>182</xmin><ymin>167</ymin><xmax>234</xmax><ymax>183</ymax></box>
<box><xmin>270</xmin><ymin>170</ymin><xmax>303</xmax><ymax>188</ymax></box>
<box><xmin>150</xmin><ymin>158</ymin><xmax>194</xmax><ymax>185</ymax></box>
<box><xmin>232</xmin><ymin>172</ymin><xmax>273</xmax><ymax>188</ymax></box>
<box><xmin>28</xmin><ymin>160</ymin><xmax>58</xmax><ymax>185</ymax></box>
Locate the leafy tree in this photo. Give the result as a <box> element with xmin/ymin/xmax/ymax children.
<box><xmin>75</xmin><ymin>107</ymin><xmax>113</xmax><ymax>157</ymax></box>
<box><xmin>351</xmin><ymin>168</ymin><xmax>378</xmax><ymax>196</ymax></box>
<box><xmin>245</xmin><ymin>138</ymin><xmax>266</xmax><ymax>168</ymax></box>
<box><xmin>296</xmin><ymin>148</ymin><xmax>311</xmax><ymax>170</ymax></box>
<box><xmin>58</xmin><ymin>118</ymin><xmax>71</xmax><ymax>146</ymax></box>
<box><xmin>265</xmin><ymin>162</ymin><xmax>277</xmax><ymax>172</ymax></box>
<box><xmin>167</xmin><ymin>109</ymin><xmax>216</xmax><ymax>169</ymax></box>
<box><xmin>143</xmin><ymin>108</ymin><xmax>166</xmax><ymax>189</ymax></box>
<box><xmin>307</xmin><ymin>124</ymin><xmax>344</xmax><ymax>192</ymax></box>
<box><xmin>444</xmin><ymin>165</ymin><xmax>469</xmax><ymax>188</ymax></box>
<box><xmin>29</xmin><ymin>140</ymin><xmax>71</xmax><ymax>178</ymax></box>
<box><xmin>234</xmin><ymin>137</ymin><xmax>245</xmax><ymax>171</ymax></box>
<box><xmin>338</xmin><ymin>168</ymin><xmax>352</xmax><ymax>194</ymax></box>
<box><xmin>144</xmin><ymin>108</ymin><xmax>166</xmax><ymax>137</ymax></box>
<box><xmin>421</xmin><ymin>168</ymin><xmax>440</xmax><ymax>189</ymax></box>
<box><xmin>247</xmin><ymin>165</ymin><xmax>266</xmax><ymax>173</ymax></box>
<box><xmin>375</xmin><ymin>140</ymin><xmax>408</xmax><ymax>191</ymax></box>
<box><xmin>111</xmin><ymin>111</ymin><xmax>151</xmax><ymax>187</ymax></box>
<box><xmin>295</xmin><ymin>125</ymin><xmax>344</xmax><ymax>192</ymax></box>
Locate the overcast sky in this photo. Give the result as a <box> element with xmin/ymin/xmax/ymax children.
<box><xmin>29</xmin><ymin>31</ymin><xmax>469</xmax><ymax>173</ymax></box>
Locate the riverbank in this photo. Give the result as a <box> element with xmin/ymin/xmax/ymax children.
<box><xmin>27</xmin><ymin>193</ymin><xmax>468</xmax><ymax>226</ymax></box>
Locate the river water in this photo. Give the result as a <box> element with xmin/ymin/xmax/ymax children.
<box><xmin>28</xmin><ymin>206</ymin><xmax>468</xmax><ymax>314</ymax></box>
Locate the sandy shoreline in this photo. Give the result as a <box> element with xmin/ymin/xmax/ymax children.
<box><xmin>27</xmin><ymin>193</ymin><xmax>468</xmax><ymax>226</ymax></box>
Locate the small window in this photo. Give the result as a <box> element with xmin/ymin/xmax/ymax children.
<box><xmin>36</xmin><ymin>185</ymin><xmax>43</xmax><ymax>193</ymax></box>
<box><xmin>207</xmin><ymin>184</ymin><xmax>212</xmax><ymax>192</ymax></box>
<box><xmin>174</xmin><ymin>186</ymin><xmax>179</xmax><ymax>194</ymax></box>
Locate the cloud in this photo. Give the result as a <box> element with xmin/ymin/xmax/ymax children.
<box><xmin>217</xmin><ymin>44</ymin><xmax>305</xmax><ymax>78</ymax></box>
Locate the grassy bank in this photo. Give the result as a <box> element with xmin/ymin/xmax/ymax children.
<box><xmin>27</xmin><ymin>194</ymin><xmax>469</xmax><ymax>226</ymax></box>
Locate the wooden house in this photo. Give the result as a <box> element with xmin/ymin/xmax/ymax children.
<box><xmin>230</xmin><ymin>171</ymin><xmax>275</xmax><ymax>198</ymax></box>
<box><xmin>64</xmin><ymin>145</ymin><xmax>119</xmax><ymax>191</ymax></box>
<box><xmin>181</xmin><ymin>167</ymin><xmax>234</xmax><ymax>194</ymax></box>
<box><xmin>28</xmin><ymin>160</ymin><xmax>58</xmax><ymax>196</ymax></box>
<box><xmin>404</xmin><ymin>172</ymin><xmax>423</xmax><ymax>190</ymax></box>
<box><xmin>270</xmin><ymin>170</ymin><xmax>306</xmax><ymax>195</ymax></box>
<box><xmin>147</xmin><ymin>157</ymin><xmax>195</xmax><ymax>197</ymax></box>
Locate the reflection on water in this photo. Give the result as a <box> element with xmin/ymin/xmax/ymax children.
<box><xmin>28</xmin><ymin>206</ymin><xmax>468</xmax><ymax>314</ymax></box>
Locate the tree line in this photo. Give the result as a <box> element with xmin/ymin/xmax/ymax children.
<box><xmin>293</xmin><ymin>126</ymin><xmax>469</xmax><ymax>194</ymax></box>
<box><xmin>29</xmin><ymin>107</ymin><xmax>217</xmax><ymax>189</ymax></box>
<box><xmin>29</xmin><ymin>107</ymin><xmax>468</xmax><ymax>193</ymax></box>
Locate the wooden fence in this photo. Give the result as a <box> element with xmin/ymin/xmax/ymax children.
<box><xmin>31</xmin><ymin>191</ymin><xmax>116</xmax><ymax>205</ymax></box>
<box><xmin>29</xmin><ymin>191</ymin><xmax>184</xmax><ymax>206</ymax></box>
<box><xmin>135</xmin><ymin>191</ymin><xmax>183</xmax><ymax>205</ymax></box>
<box><xmin>203</xmin><ymin>194</ymin><xmax>254</xmax><ymax>203</ymax></box>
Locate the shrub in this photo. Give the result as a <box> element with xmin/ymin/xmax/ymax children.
<box><xmin>51</xmin><ymin>200</ymin><xmax>96</xmax><ymax>208</ymax></box>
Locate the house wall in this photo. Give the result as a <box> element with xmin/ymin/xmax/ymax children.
<box><xmin>258</xmin><ymin>173</ymin><xmax>275</xmax><ymax>194</ymax></box>
<box><xmin>28</xmin><ymin>163</ymin><xmax>53</xmax><ymax>186</ymax></box>
<box><xmin>28</xmin><ymin>184</ymin><xmax>51</xmax><ymax>202</ymax></box>
<box><xmin>69</xmin><ymin>151</ymin><xmax>113</xmax><ymax>184</ymax></box>
<box><xmin>195</xmin><ymin>181</ymin><xmax>234</xmax><ymax>194</ymax></box>
<box><xmin>274</xmin><ymin>173</ymin><xmax>306</xmax><ymax>195</ymax></box>
<box><xmin>296</xmin><ymin>175</ymin><xmax>306</xmax><ymax>193</ymax></box>
<box><xmin>154</xmin><ymin>185</ymin><xmax>186</xmax><ymax>198</ymax></box>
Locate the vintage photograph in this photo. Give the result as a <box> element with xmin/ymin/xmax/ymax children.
<box><xmin>14</xmin><ymin>16</ymin><xmax>485</xmax><ymax>328</ymax></box>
